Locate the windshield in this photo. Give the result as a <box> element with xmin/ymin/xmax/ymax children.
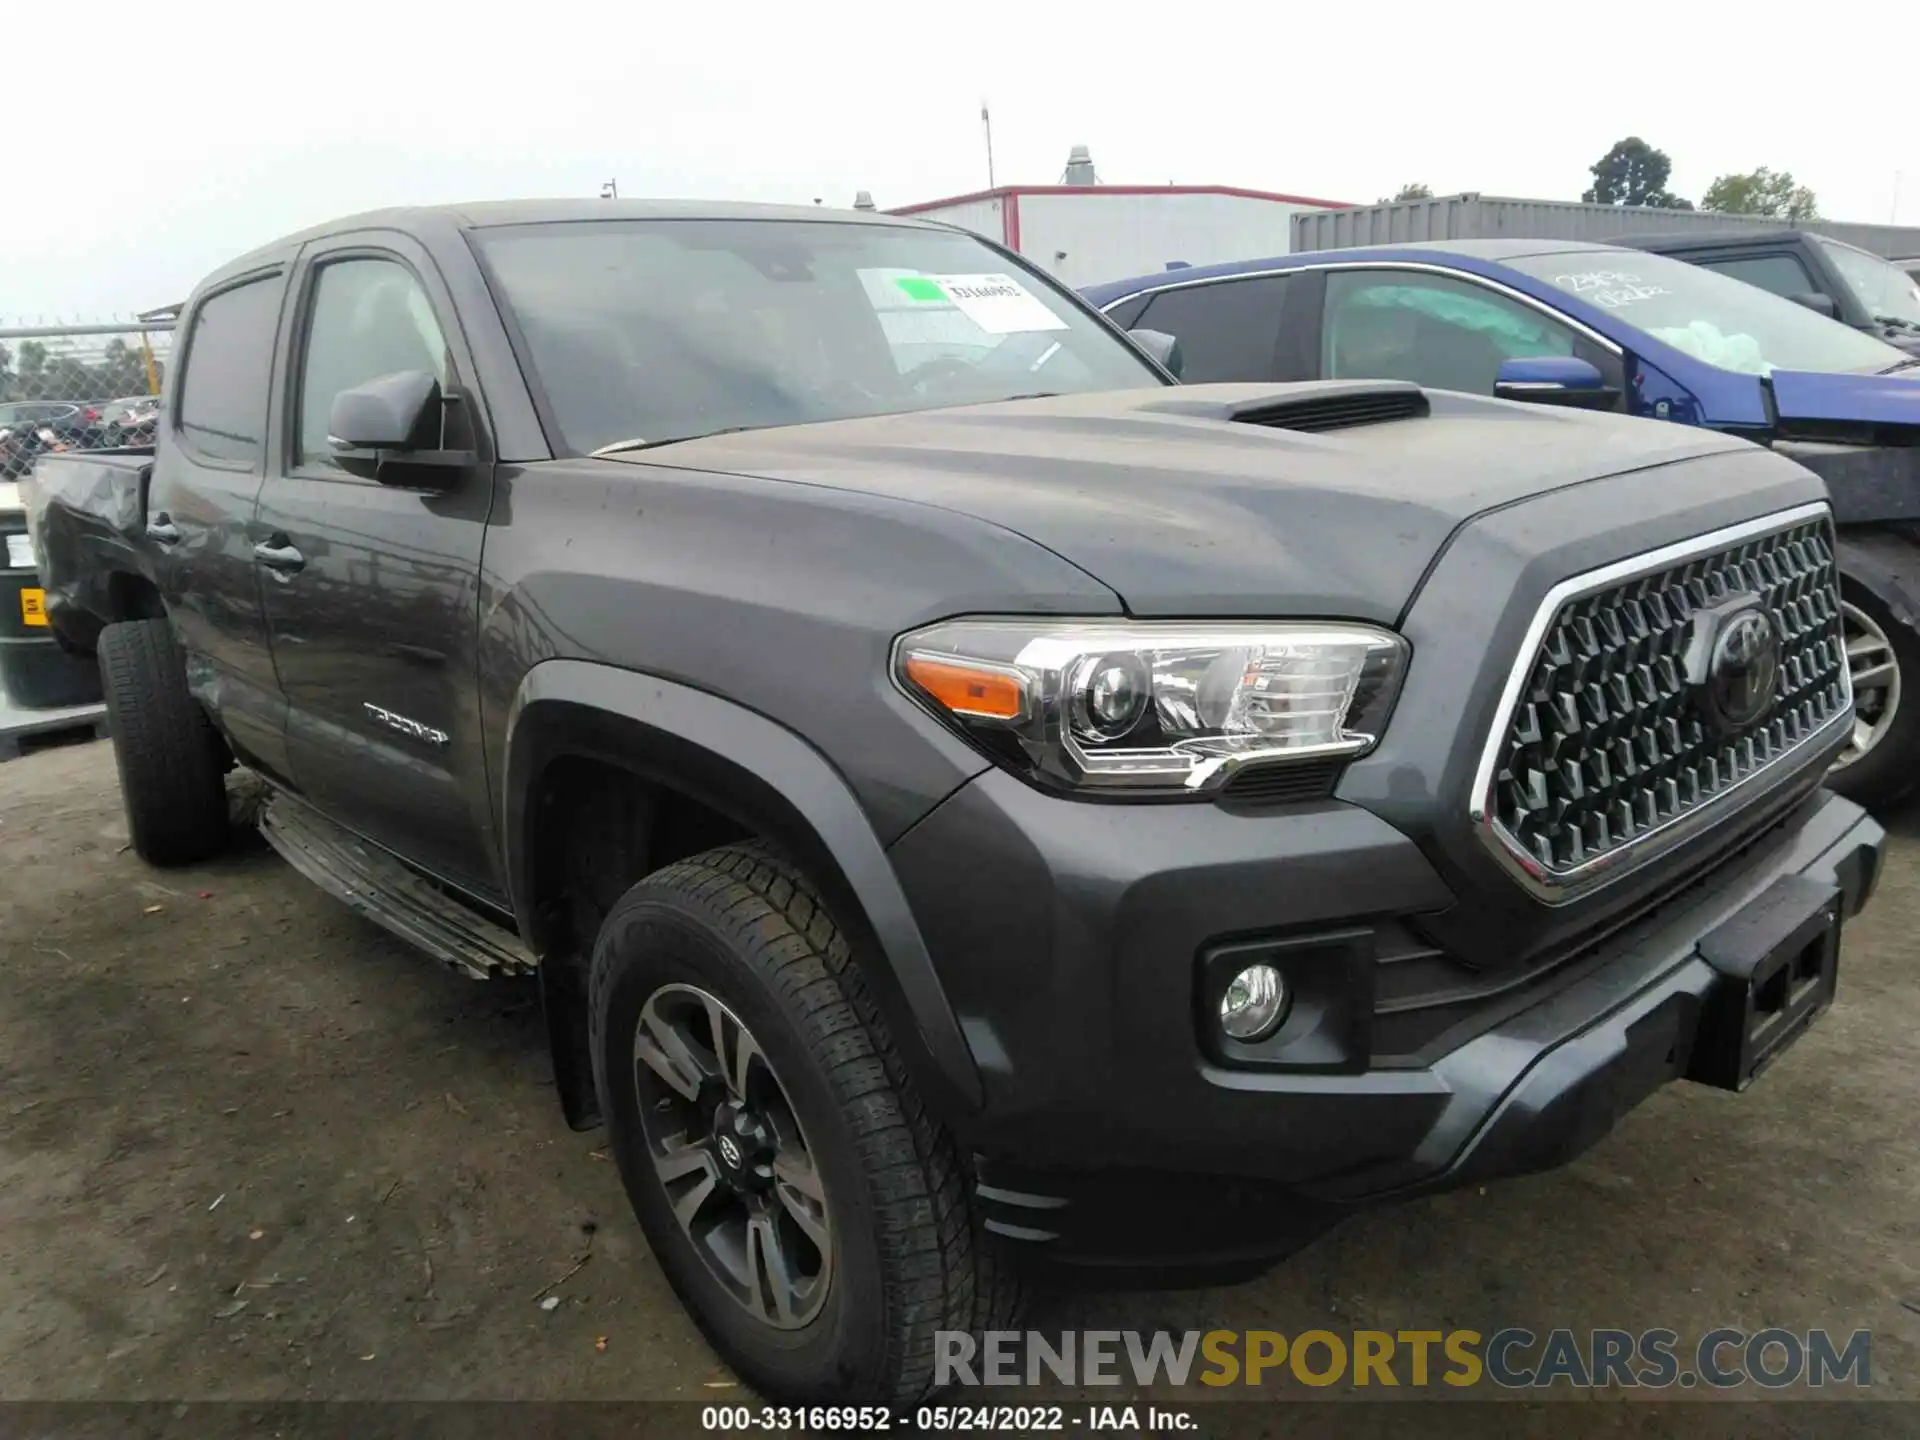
<box><xmin>1816</xmin><ymin>237</ymin><xmax>1920</xmax><ymax>329</ymax></box>
<box><xmin>472</xmin><ymin>218</ymin><xmax>1164</xmax><ymax>453</ymax></box>
<box><xmin>1503</xmin><ymin>249</ymin><xmax>1910</xmax><ymax>376</ymax></box>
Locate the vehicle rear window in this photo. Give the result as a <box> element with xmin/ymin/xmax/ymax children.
<box><xmin>1504</xmin><ymin>249</ymin><xmax>1907</xmax><ymax>376</ymax></box>
<box><xmin>1694</xmin><ymin>254</ymin><xmax>1818</xmax><ymax>303</ymax></box>
<box><xmin>1134</xmin><ymin>275</ymin><xmax>1293</xmax><ymax>383</ymax></box>
<box><xmin>470</xmin><ymin>218</ymin><xmax>1163</xmax><ymax>455</ymax></box>
<box><xmin>177</xmin><ymin>275</ymin><xmax>282</xmax><ymax>465</ymax></box>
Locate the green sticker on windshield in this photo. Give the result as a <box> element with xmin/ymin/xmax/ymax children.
<box><xmin>895</xmin><ymin>276</ymin><xmax>948</xmax><ymax>303</ymax></box>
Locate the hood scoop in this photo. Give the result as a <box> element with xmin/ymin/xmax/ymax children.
<box><xmin>1135</xmin><ymin>380</ymin><xmax>1430</xmax><ymax>434</ymax></box>
<box><xmin>1229</xmin><ymin>381</ymin><xmax>1430</xmax><ymax>433</ymax></box>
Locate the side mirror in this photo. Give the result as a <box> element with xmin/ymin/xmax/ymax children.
<box><xmin>1128</xmin><ymin>328</ymin><xmax>1185</xmax><ymax>380</ymax></box>
<box><xmin>1787</xmin><ymin>292</ymin><xmax>1839</xmax><ymax>320</ymax></box>
<box><xmin>1493</xmin><ymin>355</ymin><xmax>1620</xmax><ymax>411</ymax></box>
<box><xmin>327</xmin><ymin>370</ymin><xmax>472</xmax><ymax>485</ymax></box>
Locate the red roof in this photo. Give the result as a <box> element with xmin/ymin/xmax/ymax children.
<box><xmin>889</xmin><ymin>183</ymin><xmax>1352</xmax><ymax>215</ymax></box>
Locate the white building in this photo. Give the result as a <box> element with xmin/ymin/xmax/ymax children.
<box><xmin>888</xmin><ymin>148</ymin><xmax>1348</xmax><ymax>289</ymax></box>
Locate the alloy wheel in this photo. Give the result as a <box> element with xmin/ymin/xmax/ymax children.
<box><xmin>632</xmin><ymin>982</ymin><xmax>832</xmax><ymax>1329</ymax></box>
<box><xmin>1834</xmin><ymin>600</ymin><xmax>1902</xmax><ymax>771</ymax></box>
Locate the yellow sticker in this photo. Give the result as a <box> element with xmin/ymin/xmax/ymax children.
<box><xmin>20</xmin><ymin>587</ymin><xmax>47</xmax><ymax>626</ymax></box>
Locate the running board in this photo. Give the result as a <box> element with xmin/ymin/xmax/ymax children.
<box><xmin>258</xmin><ymin>792</ymin><xmax>535</xmax><ymax>980</ymax></box>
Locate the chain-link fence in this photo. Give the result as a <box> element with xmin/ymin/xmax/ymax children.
<box><xmin>0</xmin><ymin>317</ymin><xmax>177</xmax><ymax>478</ymax></box>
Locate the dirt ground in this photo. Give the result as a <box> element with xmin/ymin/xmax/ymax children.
<box><xmin>2</xmin><ymin>738</ymin><xmax>1917</xmax><ymax>1416</ymax></box>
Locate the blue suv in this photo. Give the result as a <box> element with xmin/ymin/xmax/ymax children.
<box><xmin>1085</xmin><ymin>239</ymin><xmax>1920</xmax><ymax>808</ymax></box>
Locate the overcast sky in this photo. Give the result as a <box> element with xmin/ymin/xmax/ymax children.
<box><xmin>8</xmin><ymin>1</ymin><xmax>1912</xmax><ymax>319</ymax></box>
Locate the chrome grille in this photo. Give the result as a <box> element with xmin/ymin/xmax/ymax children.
<box><xmin>1479</xmin><ymin>508</ymin><xmax>1848</xmax><ymax>891</ymax></box>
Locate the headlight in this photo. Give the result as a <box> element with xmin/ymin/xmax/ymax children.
<box><xmin>893</xmin><ymin>618</ymin><xmax>1408</xmax><ymax>794</ymax></box>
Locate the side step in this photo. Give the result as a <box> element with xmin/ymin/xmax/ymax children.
<box><xmin>258</xmin><ymin>792</ymin><xmax>535</xmax><ymax>980</ymax></box>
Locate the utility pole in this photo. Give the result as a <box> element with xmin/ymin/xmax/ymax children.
<box><xmin>982</xmin><ymin>102</ymin><xmax>996</xmax><ymax>189</ymax></box>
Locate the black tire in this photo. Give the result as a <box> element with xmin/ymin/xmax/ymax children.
<box><xmin>588</xmin><ymin>841</ymin><xmax>1019</xmax><ymax>1404</ymax></box>
<box><xmin>97</xmin><ymin>619</ymin><xmax>229</xmax><ymax>865</ymax></box>
<box><xmin>0</xmin><ymin>640</ymin><xmax>103</xmax><ymax>709</ymax></box>
<box><xmin>1824</xmin><ymin>580</ymin><xmax>1920</xmax><ymax>812</ymax></box>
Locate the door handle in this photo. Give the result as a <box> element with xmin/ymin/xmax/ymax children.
<box><xmin>145</xmin><ymin>514</ymin><xmax>181</xmax><ymax>545</ymax></box>
<box><xmin>253</xmin><ymin>539</ymin><xmax>306</xmax><ymax>574</ymax></box>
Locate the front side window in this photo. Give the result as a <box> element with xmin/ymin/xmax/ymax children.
<box><xmin>471</xmin><ymin>218</ymin><xmax>1165</xmax><ymax>455</ymax></box>
<box><xmin>1134</xmin><ymin>275</ymin><xmax>1293</xmax><ymax>383</ymax></box>
<box><xmin>296</xmin><ymin>258</ymin><xmax>449</xmax><ymax>471</ymax></box>
<box><xmin>1504</xmin><ymin>248</ymin><xmax>1908</xmax><ymax>376</ymax></box>
<box><xmin>1695</xmin><ymin>253</ymin><xmax>1819</xmax><ymax>303</ymax></box>
<box><xmin>1815</xmin><ymin>237</ymin><xmax>1920</xmax><ymax>329</ymax></box>
<box><xmin>177</xmin><ymin>276</ymin><xmax>282</xmax><ymax>466</ymax></box>
<box><xmin>1323</xmin><ymin>270</ymin><xmax>1576</xmax><ymax>394</ymax></box>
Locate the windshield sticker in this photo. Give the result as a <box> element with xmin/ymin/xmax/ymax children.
<box><xmin>1553</xmin><ymin>270</ymin><xmax>1670</xmax><ymax>309</ymax></box>
<box><xmin>894</xmin><ymin>273</ymin><xmax>1068</xmax><ymax>334</ymax></box>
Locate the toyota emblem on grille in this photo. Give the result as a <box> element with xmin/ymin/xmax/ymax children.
<box><xmin>1683</xmin><ymin>595</ymin><xmax>1782</xmax><ymax>737</ymax></box>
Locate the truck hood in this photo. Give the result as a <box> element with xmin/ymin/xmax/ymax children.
<box><xmin>1768</xmin><ymin>367</ymin><xmax>1920</xmax><ymax>428</ymax></box>
<box><xmin>618</xmin><ymin>384</ymin><xmax>1776</xmax><ymax>621</ymax></box>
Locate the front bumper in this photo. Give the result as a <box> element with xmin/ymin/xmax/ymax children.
<box><xmin>888</xmin><ymin>770</ymin><xmax>1881</xmax><ymax>1278</ymax></box>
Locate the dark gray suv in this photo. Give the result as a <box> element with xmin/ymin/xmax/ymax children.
<box><xmin>27</xmin><ymin>200</ymin><xmax>1884</xmax><ymax>1406</ymax></box>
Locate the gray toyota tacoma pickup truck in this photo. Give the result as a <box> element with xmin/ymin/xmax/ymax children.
<box><xmin>25</xmin><ymin>199</ymin><xmax>1884</xmax><ymax>1405</ymax></box>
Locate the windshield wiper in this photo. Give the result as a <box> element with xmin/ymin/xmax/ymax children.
<box><xmin>1873</xmin><ymin>314</ymin><xmax>1920</xmax><ymax>333</ymax></box>
<box><xmin>591</xmin><ymin>425</ymin><xmax>765</xmax><ymax>457</ymax></box>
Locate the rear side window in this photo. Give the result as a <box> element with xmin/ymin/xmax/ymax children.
<box><xmin>1134</xmin><ymin>275</ymin><xmax>1292</xmax><ymax>383</ymax></box>
<box><xmin>1695</xmin><ymin>254</ymin><xmax>1818</xmax><ymax>302</ymax></box>
<box><xmin>177</xmin><ymin>276</ymin><xmax>282</xmax><ymax>465</ymax></box>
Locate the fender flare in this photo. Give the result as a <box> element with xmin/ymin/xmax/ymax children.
<box><xmin>502</xmin><ymin>658</ymin><xmax>984</xmax><ymax>1116</ymax></box>
<box><xmin>1835</xmin><ymin>526</ymin><xmax>1920</xmax><ymax>634</ymax></box>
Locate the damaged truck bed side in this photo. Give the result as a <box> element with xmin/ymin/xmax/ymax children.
<box><xmin>20</xmin><ymin>452</ymin><xmax>165</xmax><ymax>654</ymax></box>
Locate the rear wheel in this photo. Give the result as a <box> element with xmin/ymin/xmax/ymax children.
<box><xmin>588</xmin><ymin>841</ymin><xmax>1018</xmax><ymax>1403</ymax></box>
<box><xmin>1825</xmin><ymin>581</ymin><xmax>1920</xmax><ymax>811</ymax></box>
<box><xmin>97</xmin><ymin>619</ymin><xmax>229</xmax><ymax>865</ymax></box>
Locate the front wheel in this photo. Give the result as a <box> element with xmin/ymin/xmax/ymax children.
<box><xmin>588</xmin><ymin>841</ymin><xmax>1017</xmax><ymax>1403</ymax></box>
<box><xmin>1824</xmin><ymin>580</ymin><xmax>1920</xmax><ymax>811</ymax></box>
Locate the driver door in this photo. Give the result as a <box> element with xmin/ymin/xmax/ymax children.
<box><xmin>254</xmin><ymin>234</ymin><xmax>503</xmax><ymax>900</ymax></box>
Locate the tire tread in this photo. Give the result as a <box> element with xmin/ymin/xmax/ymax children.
<box><xmin>97</xmin><ymin>619</ymin><xmax>228</xmax><ymax>866</ymax></box>
<box><xmin>588</xmin><ymin>839</ymin><xmax>1019</xmax><ymax>1403</ymax></box>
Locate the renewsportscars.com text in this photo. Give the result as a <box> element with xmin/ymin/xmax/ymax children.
<box><xmin>936</xmin><ymin>1327</ymin><xmax>1872</xmax><ymax>1390</ymax></box>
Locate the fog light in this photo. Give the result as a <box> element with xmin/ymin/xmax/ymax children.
<box><xmin>1219</xmin><ymin>963</ymin><xmax>1289</xmax><ymax>1040</ymax></box>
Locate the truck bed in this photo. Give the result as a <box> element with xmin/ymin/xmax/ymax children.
<box><xmin>21</xmin><ymin>448</ymin><xmax>156</xmax><ymax>655</ymax></box>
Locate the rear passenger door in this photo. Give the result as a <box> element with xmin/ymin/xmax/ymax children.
<box><xmin>149</xmin><ymin>268</ymin><xmax>295</xmax><ymax>781</ymax></box>
<box><xmin>1130</xmin><ymin>274</ymin><xmax>1297</xmax><ymax>382</ymax></box>
<box><xmin>254</xmin><ymin>235</ymin><xmax>502</xmax><ymax>899</ymax></box>
<box><xmin>1315</xmin><ymin>267</ymin><xmax>1623</xmax><ymax>401</ymax></box>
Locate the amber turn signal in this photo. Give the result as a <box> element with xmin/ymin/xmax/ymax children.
<box><xmin>902</xmin><ymin>654</ymin><xmax>1027</xmax><ymax>722</ymax></box>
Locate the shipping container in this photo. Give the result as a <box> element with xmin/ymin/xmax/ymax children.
<box><xmin>892</xmin><ymin>184</ymin><xmax>1346</xmax><ymax>289</ymax></box>
<box><xmin>1290</xmin><ymin>193</ymin><xmax>1920</xmax><ymax>259</ymax></box>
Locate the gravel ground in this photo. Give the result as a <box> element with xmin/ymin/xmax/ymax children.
<box><xmin>1</xmin><ymin>739</ymin><xmax>1915</xmax><ymax>1423</ymax></box>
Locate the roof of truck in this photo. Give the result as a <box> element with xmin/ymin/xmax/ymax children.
<box><xmin>196</xmin><ymin>198</ymin><xmax>941</xmax><ymax>293</ymax></box>
<box><xmin>1614</xmin><ymin>228</ymin><xmax>1808</xmax><ymax>249</ymax></box>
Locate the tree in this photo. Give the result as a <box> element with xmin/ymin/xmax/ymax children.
<box><xmin>1380</xmin><ymin>182</ymin><xmax>1433</xmax><ymax>202</ymax></box>
<box><xmin>1700</xmin><ymin>167</ymin><xmax>1818</xmax><ymax>222</ymax></box>
<box><xmin>0</xmin><ymin>342</ymin><xmax>12</xmax><ymax>402</ymax></box>
<box><xmin>1583</xmin><ymin>137</ymin><xmax>1693</xmax><ymax>210</ymax></box>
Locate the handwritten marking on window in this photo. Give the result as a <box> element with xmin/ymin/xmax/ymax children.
<box><xmin>1553</xmin><ymin>271</ymin><xmax>1669</xmax><ymax>309</ymax></box>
